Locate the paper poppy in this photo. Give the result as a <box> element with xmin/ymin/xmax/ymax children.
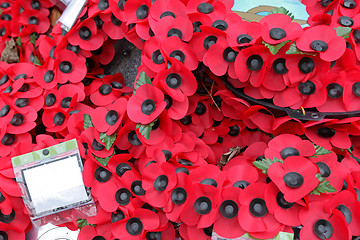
<box><xmin>101</xmin><ymin>12</ymin><xmax>127</xmax><ymax>40</ymax></box>
<box><xmin>78</xmin><ymin>224</ymin><xmax>113</xmax><ymax>240</ymax></box>
<box><xmin>111</xmin><ymin>208</ymin><xmax>161</xmax><ymax>239</ymax></box>
<box><xmin>67</xmin><ymin>17</ymin><xmax>105</xmax><ymax>51</ymax></box>
<box><xmin>238</xmin><ymin>182</ymin><xmax>284</xmax><ymax>239</ymax></box>
<box><xmin>142</xmin><ymin>162</ymin><xmax>177</xmax><ymax>208</ymax></box>
<box><xmin>151</xmin><ymin>15</ymin><xmax>193</xmax><ymax>42</ymax></box>
<box><xmin>213</xmin><ymin>187</ymin><xmax>245</xmax><ymax>239</ymax></box>
<box><xmin>226</xmin><ymin>20</ymin><xmax>261</xmax><ymax>48</ymax></box>
<box><xmin>264</xmin><ymin>134</ymin><xmax>315</xmax><ymax>161</ymax></box>
<box><xmin>299</xmin><ymin>201</ymin><xmax>351</xmax><ymax>240</ymax></box>
<box><xmin>127</xmin><ymin>84</ymin><xmax>166</xmax><ymax>125</ymax></box>
<box><xmin>180</xmin><ymin>183</ymin><xmax>219</xmax><ymax>229</ymax></box>
<box><xmin>153</xmin><ymin>58</ymin><xmax>197</xmax><ymax>103</ymax></box>
<box><xmin>186</xmin><ymin>0</ymin><xmax>227</xmax><ymax>22</ymax></box>
<box><xmin>149</xmin><ymin>0</ymin><xmax>187</xmax><ymax>24</ymax></box>
<box><xmin>18</xmin><ymin>10</ymin><xmax>50</xmax><ymax>34</ymax></box>
<box><xmin>80</xmin><ymin>127</ymin><xmax>114</xmax><ymax>158</ymax></box>
<box><xmin>54</xmin><ymin>49</ymin><xmax>87</xmax><ymax>84</ymax></box>
<box><xmin>267</xmin><ymin>156</ymin><xmax>319</xmax><ymax>203</ymax></box>
<box><xmin>115</xmin><ymin>122</ymin><xmax>146</xmax><ymax>159</ymax></box>
<box><xmin>264</xmin><ymin>181</ymin><xmax>302</xmax><ymax>227</ymax></box>
<box><xmin>296</xmin><ymin>25</ymin><xmax>346</xmax><ymax>61</ymax></box>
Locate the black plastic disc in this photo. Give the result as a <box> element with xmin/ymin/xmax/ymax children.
<box><xmin>220</xmin><ymin>200</ymin><xmax>239</xmax><ymax>219</ymax></box>
<box><xmin>152</xmin><ymin>50</ymin><xmax>164</xmax><ymax>64</ymax></box>
<box><xmin>0</xmin><ymin>105</ymin><xmax>9</xmax><ymax>117</ymax></box>
<box><xmin>194</xmin><ymin>196</ymin><xmax>212</xmax><ymax>215</ymax></box>
<box><xmin>198</xmin><ymin>2</ymin><xmax>213</xmax><ymax>14</ymax></box>
<box><xmin>169</xmin><ymin>50</ymin><xmax>185</xmax><ymax>63</ymax></box>
<box><xmin>284</xmin><ymin>172</ymin><xmax>304</xmax><ymax>188</ymax></box>
<box><xmin>94</xmin><ymin>167</ymin><xmax>111</xmax><ymax>183</ymax></box>
<box><xmin>200</xmin><ymin>178</ymin><xmax>217</xmax><ymax>187</ymax></box>
<box><xmin>228</xmin><ymin>125</ymin><xmax>240</xmax><ymax>136</ymax></box>
<box><xmin>45</xmin><ymin>93</ymin><xmax>56</xmax><ymax>107</ymax></box>
<box><xmin>310</xmin><ymin>40</ymin><xmax>328</xmax><ymax>52</ymax></box>
<box><xmin>272</xmin><ymin>58</ymin><xmax>288</xmax><ymax>74</ymax></box>
<box><xmin>1</xmin><ymin>134</ymin><xmax>14</xmax><ymax>146</ymax></box>
<box><xmin>249</xmin><ymin>198</ymin><xmax>268</xmax><ymax>217</ymax></box>
<box><xmin>0</xmin><ymin>231</ymin><xmax>8</xmax><ymax>240</ymax></box>
<box><xmin>327</xmin><ymin>83</ymin><xmax>343</xmax><ymax>99</ymax></box>
<box><xmin>171</xmin><ymin>187</ymin><xmax>187</xmax><ymax>205</ymax></box>
<box><xmin>115</xmin><ymin>188</ymin><xmax>131</xmax><ymax>206</ymax></box>
<box><xmin>136</xmin><ymin>5</ymin><xmax>149</xmax><ymax>20</ymax></box>
<box><xmin>116</xmin><ymin>163</ymin><xmax>132</xmax><ymax>177</ymax></box>
<box><xmin>338</xmin><ymin>16</ymin><xmax>354</xmax><ymax>27</ymax></box>
<box><xmin>223</xmin><ymin>47</ymin><xmax>237</xmax><ymax>62</ymax></box>
<box><xmin>167</xmin><ymin>28</ymin><xmax>182</xmax><ymax>38</ymax></box>
<box><xmin>61</xmin><ymin>97</ymin><xmax>72</xmax><ymax>108</ymax></box>
<box><xmin>276</xmin><ymin>192</ymin><xmax>294</xmax><ymax>209</ymax></box>
<box><xmin>280</xmin><ymin>147</ymin><xmax>300</xmax><ymax>159</ymax></box>
<box><xmin>131</xmin><ymin>180</ymin><xmax>146</xmax><ymax>196</ymax></box>
<box><xmin>298</xmin><ymin>81</ymin><xmax>316</xmax><ymax>95</ymax></box>
<box><xmin>92</xmin><ymin>139</ymin><xmax>104</xmax><ymax>151</ymax></box>
<box><xmin>111</xmin><ymin>209</ymin><xmax>125</xmax><ymax>223</ymax></box>
<box><xmin>106</xmin><ymin>110</ymin><xmax>119</xmax><ymax>125</ymax></box>
<box><xmin>298</xmin><ymin>57</ymin><xmax>315</xmax><ymax>74</ymax></box>
<box><xmin>314</xmin><ymin>219</ymin><xmax>333</xmax><ymax>240</ymax></box>
<box><xmin>246</xmin><ymin>55</ymin><xmax>263</xmax><ymax>71</ymax></box>
<box><xmin>15</xmin><ymin>98</ymin><xmax>29</xmax><ymax>108</ymax></box>
<box><xmin>233</xmin><ymin>180</ymin><xmax>250</xmax><ymax>189</ymax></box>
<box><xmin>0</xmin><ymin>210</ymin><xmax>14</xmax><ymax>223</ymax></box>
<box><xmin>203</xmin><ymin>35</ymin><xmax>217</xmax><ymax>50</ymax></box>
<box><xmin>352</xmin><ymin>82</ymin><xmax>360</xmax><ymax>96</ymax></box>
<box><xmin>53</xmin><ymin>112</ymin><xmax>65</xmax><ymax>126</ymax></box>
<box><xmin>141</xmin><ymin>99</ymin><xmax>156</xmax><ymax>115</ymax></box>
<box><xmin>10</xmin><ymin>114</ymin><xmax>24</xmax><ymax>126</ymax></box>
<box><xmin>237</xmin><ymin>34</ymin><xmax>252</xmax><ymax>44</ymax></box>
<box><xmin>79</xmin><ymin>26</ymin><xmax>92</xmax><ymax>40</ymax></box>
<box><xmin>195</xmin><ymin>102</ymin><xmax>206</xmax><ymax>115</ymax></box>
<box><xmin>160</xmin><ymin>11</ymin><xmax>175</xmax><ymax>18</ymax></box>
<box><xmin>166</xmin><ymin>73</ymin><xmax>182</xmax><ymax>89</ymax></box>
<box><xmin>337</xmin><ymin>204</ymin><xmax>352</xmax><ymax>224</ymax></box>
<box><xmin>212</xmin><ymin>20</ymin><xmax>228</xmax><ymax>31</ymax></box>
<box><xmin>269</xmin><ymin>28</ymin><xmax>286</xmax><ymax>40</ymax></box>
<box><xmin>59</xmin><ymin>61</ymin><xmax>72</xmax><ymax>73</ymax></box>
<box><xmin>99</xmin><ymin>84</ymin><xmax>112</xmax><ymax>95</ymax></box>
<box><xmin>316</xmin><ymin>162</ymin><xmax>331</xmax><ymax>178</ymax></box>
<box><xmin>154</xmin><ymin>175</ymin><xmax>169</xmax><ymax>191</ymax></box>
<box><xmin>342</xmin><ymin>0</ymin><xmax>356</xmax><ymax>8</ymax></box>
<box><xmin>126</xmin><ymin>217</ymin><xmax>143</xmax><ymax>236</ymax></box>
<box><xmin>146</xmin><ymin>232</ymin><xmax>162</xmax><ymax>240</ymax></box>
<box><xmin>128</xmin><ymin>131</ymin><xmax>141</xmax><ymax>146</ymax></box>
<box><xmin>0</xmin><ymin>75</ymin><xmax>8</xmax><ymax>86</ymax></box>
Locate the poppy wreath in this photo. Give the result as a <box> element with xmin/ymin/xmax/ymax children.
<box><xmin>1</xmin><ymin>0</ymin><xmax>360</xmax><ymax>239</ymax></box>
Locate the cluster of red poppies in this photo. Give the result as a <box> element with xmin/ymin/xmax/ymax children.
<box><xmin>0</xmin><ymin>0</ymin><xmax>360</xmax><ymax>239</ymax></box>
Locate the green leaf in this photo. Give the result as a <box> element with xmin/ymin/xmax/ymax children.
<box><xmin>16</xmin><ymin>36</ymin><xmax>22</xmax><ymax>49</ymax></box>
<box><xmin>286</xmin><ymin>42</ymin><xmax>318</xmax><ymax>56</ymax></box>
<box><xmin>134</xmin><ymin>71</ymin><xmax>152</xmax><ymax>93</ymax></box>
<box><xmin>33</xmin><ymin>55</ymin><xmax>42</xmax><ymax>66</ymax></box>
<box><xmin>253</xmin><ymin>157</ymin><xmax>283</xmax><ymax>174</ymax></box>
<box><xmin>136</xmin><ymin>121</ymin><xmax>155</xmax><ymax>140</ymax></box>
<box><xmin>347</xmin><ymin>147</ymin><xmax>353</xmax><ymax>155</ymax></box>
<box><xmin>93</xmin><ymin>150</ymin><xmax>115</xmax><ymax>166</ymax></box>
<box><xmin>263</xmin><ymin>41</ymin><xmax>290</xmax><ymax>55</ymax></box>
<box><xmin>311</xmin><ymin>145</ymin><xmax>332</xmax><ymax>158</ymax></box>
<box><xmin>83</xmin><ymin>114</ymin><xmax>94</xmax><ymax>130</ymax></box>
<box><xmin>316</xmin><ymin>180</ymin><xmax>337</xmax><ymax>193</ymax></box>
<box><xmin>99</xmin><ymin>132</ymin><xmax>117</xmax><ymax>151</ymax></box>
<box><xmin>335</xmin><ymin>26</ymin><xmax>351</xmax><ymax>39</ymax></box>
<box><xmin>76</xmin><ymin>219</ymin><xmax>95</xmax><ymax>229</ymax></box>
<box><xmin>309</xmin><ymin>189</ymin><xmax>321</xmax><ymax>195</ymax></box>
<box><xmin>271</xmin><ymin>6</ymin><xmax>295</xmax><ymax>20</ymax></box>
<box><xmin>30</xmin><ymin>33</ymin><xmax>36</xmax><ymax>45</ymax></box>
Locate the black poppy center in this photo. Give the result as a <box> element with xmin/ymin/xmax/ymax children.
<box><xmin>146</xmin><ymin>232</ymin><xmax>162</xmax><ymax>240</ymax></box>
<box><xmin>317</xmin><ymin>127</ymin><xmax>335</xmax><ymax>139</ymax></box>
<box><xmin>269</xmin><ymin>28</ymin><xmax>286</xmax><ymax>40</ymax></box>
<box><xmin>194</xmin><ymin>196</ymin><xmax>212</xmax><ymax>215</ymax></box>
<box><xmin>195</xmin><ymin>102</ymin><xmax>206</xmax><ymax>115</ymax></box>
<box><xmin>160</xmin><ymin>11</ymin><xmax>175</xmax><ymax>18</ymax></box>
<box><xmin>342</xmin><ymin>0</ymin><xmax>357</xmax><ymax>8</ymax></box>
<box><xmin>298</xmin><ymin>81</ymin><xmax>316</xmax><ymax>95</ymax></box>
<box><xmin>0</xmin><ymin>105</ymin><xmax>10</xmax><ymax>117</ymax></box>
<box><xmin>141</xmin><ymin>99</ymin><xmax>156</xmax><ymax>115</ymax></box>
<box><xmin>314</xmin><ymin>219</ymin><xmax>333</xmax><ymax>240</ymax></box>
<box><xmin>316</xmin><ymin>162</ymin><xmax>331</xmax><ymax>178</ymax></box>
<box><xmin>237</xmin><ymin>34</ymin><xmax>252</xmax><ymax>44</ymax></box>
<box><xmin>0</xmin><ymin>192</ymin><xmax>4</xmax><ymax>203</ymax></box>
<box><xmin>228</xmin><ymin>125</ymin><xmax>240</xmax><ymax>136</ymax></box>
<box><xmin>166</xmin><ymin>73</ymin><xmax>182</xmax><ymax>89</ymax></box>
<box><xmin>246</xmin><ymin>54</ymin><xmax>263</xmax><ymax>71</ymax></box>
<box><xmin>31</xmin><ymin>0</ymin><xmax>40</xmax><ymax>9</ymax></box>
<box><xmin>118</xmin><ymin>0</ymin><xmax>126</xmax><ymax>10</ymax></box>
<box><xmin>0</xmin><ymin>75</ymin><xmax>8</xmax><ymax>86</ymax></box>
<box><xmin>273</xmin><ymin>58</ymin><xmax>288</xmax><ymax>74</ymax></box>
<box><xmin>59</xmin><ymin>61</ymin><xmax>72</xmax><ymax>73</ymax></box>
<box><xmin>152</xmin><ymin>50</ymin><xmax>164</xmax><ymax>64</ymax></box>
<box><xmin>111</xmin><ymin>209</ymin><xmax>125</xmax><ymax>223</ymax></box>
<box><xmin>131</xmin><ymin>180</ymin><xmax>146</xmax><ymax>196</ymax></box>
<box><xmin>170</xmin><ymin>50</ymin><xmax>185</xmax><ymax>63</ymax></box>
<box><xmin>115</xmin><ymin>188</ymin><xmax>131</xmax><ymax>206</ymax></box>
<box><xmin>19</xmin><ymin>84</ymin><xmax>29</xmax><ymax>93</ymax></box>
<box><xmin>284</xmin><ymin>172</ymin><xmax>304</xmax><ymax>188</ymax></box>
<box><xmin>99</xmin><ymin>84</ymin><xmax>112</xmax><ymax>95</ymax></box>
<box><xmin>337</xmin><ymin>204</ymin><xmax>352</xmax><ymax>224</ymax></box>
<box><xmin>212</xmin><ymin>20</ymin><xmax>228</xmax><ymax>31</ymax></box>
<box><xmin>168</xmin><ymin>28</ymin><xmax>182</xmax><ymax>39</ymax></box>
<box><xmin>45</xmin><ymin>94</ymin><xmax>56</xmax><ymax>107</ymax></box>
<box><xmin>94</xmin><ymin>166</ymin><xmax>111</xmax><ymax>183</ymax></box>
<box><xmin>106</xmin><ymin>110</ymin><xmax>119</xmax><ymax>125</ymax></box>
<box><xmin>320</xmin><ymin>0</ymin><xmax>334</xmax><ymax>7</ymax></box>
<box><xmin>79</xmin><ymin>26</ymin><xmax>92</xmax><ymax>40</ymax></box>
<box><xmin>276</xmin><ymin>192</ymin><xmax>294</xmax><ymax>209</ymax></box>
<box><xmin>233</xmin><ymin>180</ymin><xmax>250</xmax><ymax>189</ymax></box>
<box><xmin>154</xmin><ymin>175</ymin><xmax>168</xmax><ymax>191</ymax></box>
<box><xmin>126</xmin><ymin>217</ymin><xmax>143</xmax><ymax>236</ymax></box>
<box><xmin>326</xmin><ymin>83</ymin><xmax>343</xmax><ymax>99</ymax></box>
<box><xmin>1</xmin><ymin>133</ymin><xmax>14</xmax><ymax>146</ymax></box>
<box><xmin>128</xmin><ymin>130</ymin><xmax>141</xmax><ymax>146</ymax></box>
<box><xmin>136</xmin><ymin>5</ymin><xmax>149</xmax><ymax>20</ymax></box>
<box><xmin>98</xmin><ymin>0</ymin><xmax>109</xmax><ymax>10</ymax></box>
<box><xmin>223</xmin><ymin>47</ymin><xmax>237</xmax><ymax>62</ymax></box>
<box><xmin>280</xmin><ymin>147</ymin><xmax>300</xmax><ymax>159</ymax></box>
<box><xmin>164</xmin><ymin>95</ymin><xmax>172</xmax><ymax>110</ymax></box>
<box><xmin>15</xmin><ymin>98</ymin><xmax>29</xmax><ymax>108</ymax></box>
<box><xmin>92</xmin><ymin>139</ymin><xmax>104</xmax><ymax>151</ymax></box>
<box><xmin>220</xmin><ymin>200</ymin><xmax>239</xmax><ymax>219</ymax></box>
<box><xmin>198</xmin><ymin>2</ymin><xmax>213</xmax><ymax>14</ymax></box>
<box><xmin>203</xmin><ymin>35</ymin><xmax>217</xmax><ymax>50</ymax></box>
<box><xmin>28</xmin><ymin>16</ymin><xmax>38</xmax><ymax>25</ymax></box>
<box><xmin>310</xmin><ymin>40</ymin><xmax>328</xmax><ymax>52</ymax></box>
<box><xmin>116</xmin><ymin>162</ymin><xmax>132</xmax><ymax>177</ymax></box>
<box><xmin>352</xmin><ymin>82</ymin><xmax>360</xmax><ymax>96</ymax></box>
<box><xmin>10</xmin><ymin>114</ymin><xmax>24</xmax><ymax>126</ymax></box>
<box><xmin>200</xmin><ymin>178</ymin><xmax>217</xmax><ymax>187</ymax></box>
<box><xmin>53</xmin><ymin>112</ymin><xmax>65</xmax><ymax>126</ymax></box>
<box><xmin>0</xmin><ymin>2</ymin><xmax>9</xmax><ymax>8</ymax></box>
<box><xmin>339</xmin><ymin>16</ymin><xmax>354</xmax><ymax>27</ymax></box>
<box><xmin>249</xmin><ymin>198</ymin><xmax>267</xmax><ymax>217</ymax></box>
<box><xmin>44</xmin><ymin>70</ymin><xmax>55</xmax><ymax>83</ymax></box>
<box><xmin>61</xmin><ymin>97</ymin><xmax>72</xmax><ymax>108</ymax></box>
<box><xmin>0</xmin><ymin>231</ymin><xmax>8</xmax><ymax>240</ymax></box>
<box><xmin>180</xmin><ymin>115</ymin><xmax>192</xmax><ymax>125</ymax></box>
<box><xmin>171</xmin><ymin>187</ymin><xmax>187</xmax><ymax>205</ymax></box>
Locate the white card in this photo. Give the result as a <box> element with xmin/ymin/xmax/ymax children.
<box><xmin>22</xmin><ymin>155</ymin><xmax>89</xmax><ymax>215</ymax></box>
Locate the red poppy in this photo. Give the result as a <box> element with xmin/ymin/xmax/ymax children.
<box><xmin>265</xmin><ymin>182</ymin><xmax>302</xmax><ymax>227</ymax></box>
<box><xmin>267</xmin><ymin>156</ymin><xmax>319</xmax><ymax>203</ymax></box>
<box><xmin>179</xmin><ymin>223</ymin><xmax>213</xmax><ymax>240</ymax></box>
<box><xmin>80</xmin><ymin>127</ymin><xmax>114</xmax><ymax>158</ymax></box>
<box><xmin>153</xmin><ymin>59</ymin><xmax>197</xmax><ymax>103</ymax></box>
<box><xmin>180</xmin><ymin>183</ymin><xmax>219</xmax><ymax>228</ymax></box>
<box><xmin>101</xmin><ymin>12</ymin><xmax>127</xmax><ymax>40</ymax></box>
<box><xmin>42</xmin><ymin>108</ymin><xmax>69</xmax><ymax>134</ymax></box>
<box><xmin>151</xmin><ymin>15</ymin><xmax>193</xmax><ymax>42</ymax></box>
<box><xmin>54</xmin><ymin>49</ymin><xmax>87</xmax><ymax>84</ymax></box>
<box><xmin>260</xmin><ymin>13</ymin><xmax>303</xmax><ymax>45</ymax></box>
<box><xmin>223</xmin><ymin>163</ymin><xmax>259</xmax><ymax>189</ymax></box>
<box><xmin>213</xmin><ymin>187</ymin><xmax>245</xmax><ymax>239</ymax></box>
<box><xmin>264</xmin><ymin>134</ymin><xmax>315</xmax><ymax>161</ymax></box>
<box><xmin>161</xmin><ymin>36</ymin><xmax>198</xmax><ymax>71</ymax></box>
<box><xmin>141</xmin><ymin>37</ymin><xmax>167</xmax><ymax>73</ymax></box>
<box><xmin>149</xmin><ymin>0</ymin><xmax>187</xmax><ymax>23</ymax></box>
<box><xmin>111</xmin><ymin>208</ymin><xmax>161</xmax><ymax>240</ymax></box>
<box><xmin>67</xmin><ymin>18</ymin><xmax>106</xmax><ymax>51</ymax></box>
<box><xmin>127</xmin><ymin>84</ymin><xmax>166</xmax><ymax>125</ymax></box>
<box><xmin>6</xmin><ymin>107</ymin><xmax>36</xmax><ymax>134</ymax></box>
<box><xmin>186</xmin><ymin>0</ymin><xmax>227</xmax><ymax>22</ymax></box>
<box><xmin>299</xmin><ymin>201</ymin><xmax>351</xmax><ymax>240</ymax></box>
<box><xmin>115</xmin><ymin>122</ymin><xmax>146</xmax><ymax>158</ymax></box>
<box><xmin>0</xmin><ymin>197</ymin><xmax>31</xmax><ymax>233</ymax></box>
<box><xmin>238</xmin><ymin>182</ymin><xmax>284</xmax><ymax>239</ymax></box>
<box><xmin>226</xmin><ymin>20</ymin><xmax>261</xmax><ymax>48</ymax></box>
<box><xmin>18</xmin><ymin>10</ymin><xmax>49</xmax><ymax>33</ymax></box>
<box><xmin>296</xmin><ymin>25</ymin><xmax>346</xmax><ymax>61</ymax></box>
<box><xmin>78</xmin><ymin>224</ymin><xmax>113</xmax><ymax>240</ymax></box>
<box><xmin>234</xmin><ymin>45</ymin><xmax>271</xmax><ymax>88</ymax></box>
